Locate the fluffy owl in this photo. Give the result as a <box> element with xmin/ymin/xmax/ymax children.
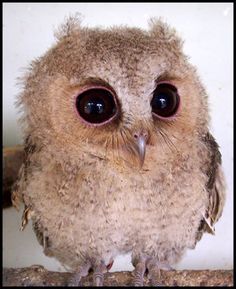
<box><xmin>12</xmin><ymin>16</ymin><xmax>226</xmax><ymax>286</ymax></box>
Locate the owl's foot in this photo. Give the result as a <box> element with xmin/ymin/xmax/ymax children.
<box><xmin>68</xmin><ymin>262</ymin><xmax>91</xmax><ymax>286</ymax></box>
<box><xmin>132</xmin><ymin>256</ymin><xmax>173</xmax><ymax>286</ymax></box>
<box><xmin>133</xmin><ymin>259</ymin><xmax>146</xmax><ymax>286</ymax></box>
<box><xmin>93</xmin><ymin>261</ymin><xmax>108</xmax><ymax>286</ymax></box>
<box><xmin>68</xmin><ymin>260</ymin><xmax>113</xmax><ymax>286</ymax></box>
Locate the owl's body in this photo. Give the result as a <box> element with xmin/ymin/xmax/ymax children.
<box><xmin>14</xmin><ymin>17</ymin><xmax>225</xmax><ymax>285</ymax></box>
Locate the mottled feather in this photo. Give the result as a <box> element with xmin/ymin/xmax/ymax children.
<box><xmin>13</xmin><ymin>15</ymin><xmax>226</xmax><ymax>282</ymax></box>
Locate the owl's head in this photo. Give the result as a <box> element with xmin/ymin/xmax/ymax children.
<box><xmin>18</xmin><ymin>16</ymin><xmax>209</xmax><ymax>168</ymax></box>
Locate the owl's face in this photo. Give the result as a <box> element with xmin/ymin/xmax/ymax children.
<box><xmin>22</xmin><ymin>19</ymin><xmax>209</xmax><ymax>168</ymax></box>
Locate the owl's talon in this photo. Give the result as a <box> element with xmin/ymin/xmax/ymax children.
<box><xmin>146</xmin><ymin>259</ymin><xmax>170</xmax><ymax>286</ymax></box>
<box><xmin>93</xmin><ymin>272</ymin><xmax>104</xmax><ymax>286</ymax></box>
<box><xmin>132</xmin><ymin>256</ymin><xmax>171</xmax><ymax>286</ymax></box>
<box><xmin>133</xmin><ymin>261</ymin><xmax>146</xmax><ymax>286</ymax></box>
<box><xmin>147</xmin><ymin>267</ymin><xmax>161</xmax><ymax>286</ymax></box>
<box><xmin>68</xmin><ymin>263</ymin><xmax>91</xmax><ymax>286</ymax></box>
<box><xmin>93</xmin><ymin>261</ymin><xmax>107</xmax><ymax>286</ymax></box>
<box><xmin>68</xmin><ymin>275</ymin><xmax>82</xmax><ymax>287</ymax></box>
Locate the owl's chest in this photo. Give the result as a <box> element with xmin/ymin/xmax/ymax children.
<box><xmin>68</xmin><ymin>160</ymin><xmax>206</xmax><ymax>240</ymax></box>
<box><xmin>28</xmin><ymin>156</ymin><xmax>207</xmax><ymax>264</ymax></box>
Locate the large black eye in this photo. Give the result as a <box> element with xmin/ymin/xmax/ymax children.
<box><xmin>76</xmin><ymin>88</ymin><xmax>118</xmax><ymax>124</ymax></box>
<box><xmin>151</xmin><ymin>83</ymin><xmax>180</xmax><ymax>118</ymax></box>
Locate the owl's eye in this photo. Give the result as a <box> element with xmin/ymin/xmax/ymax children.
<box><xmin>75</xmin><ymin>87</ymin><xmax>118</xmax><ymax>125</ymax></box>
<box><xmin>151</xmin><ymin>83</ymin><xmax>180</xmax><ymax>119</ymax></box>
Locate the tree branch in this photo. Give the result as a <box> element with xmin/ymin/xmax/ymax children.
<box><xmin>2</xmin><ymin>266</ymin><xmax>233</xmax><ymax>286</ymax></box>
<box><xmin>3</xmin><ymin>145</ymin><xmax>25</xmax><ymax>208</ymax></box>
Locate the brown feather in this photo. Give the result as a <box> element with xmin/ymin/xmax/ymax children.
<box><xmin>13</xmin><ymin>15</ymin><xmax>226</xmax><ymax>272</ymax></box>
<box><xmin>196</xmin><ymin>132</ymin><xmax>225</xmax><ymax>241</ymax></box>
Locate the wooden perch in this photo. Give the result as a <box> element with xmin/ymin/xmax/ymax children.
<box><xmin>2</xmin><ymin>266</ymin><xmax>233</xmax><ymax>286</ymax></box>
<box><xmin>2</xmin><ymin>147</ymin><xmax>233</xmax><ymax>286</ymax></box>
<box><xmin>3</xmin><ymin>145</ymin><xmax>25</xmax><ymax>208</ymax></box>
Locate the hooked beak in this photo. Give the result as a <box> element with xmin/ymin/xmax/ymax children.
<box><xmin>134</xmin><ymin>131</ymin><xmax>149</xmax><ymax>168</ymax></box>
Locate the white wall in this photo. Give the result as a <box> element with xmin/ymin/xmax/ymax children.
<box><xmin>3</xmin><ymin>3</ymin><xmax>233</xmax><ymax>272</ymax></box>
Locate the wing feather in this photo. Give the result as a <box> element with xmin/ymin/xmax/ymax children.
<box><xmin>196</xmin><ymin>132</ymin><xmax>226</xmax><ymax>241</ymax></box>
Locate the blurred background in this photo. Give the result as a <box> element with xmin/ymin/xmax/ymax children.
<box><xmin>3</xmin><ymin>3</ymin><xmax>233</xmax><ymax>272</ymax></box>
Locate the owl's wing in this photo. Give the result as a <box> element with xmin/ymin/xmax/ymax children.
<box><xmin>13</xmin><ymin>137</ymin><xmax>53</xmax><ymax>254</ymax></box>
<box><xmin>11</xmin><ymin>135</ymin><xmax>37</xmax><ymax>209</ymax></box>
<box><xmin>196</xmin><ymin>132</ymin><xmax>226</xmax><ymax>241</ymax></box>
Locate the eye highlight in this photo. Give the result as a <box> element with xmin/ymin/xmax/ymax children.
<box><xmin>151</xmin><ymin>82</ymin><xmax>180</xmax><ymax>119</ymax></box>
<box><xmin>75</xmin><ymin>87</ymin><xmax>118</xmax><ymax>125</ymax></box>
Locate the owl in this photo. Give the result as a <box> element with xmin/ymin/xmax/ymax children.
<box><xmin>12</xmin><ymin>16</ymin><xmax>226</xmax><ymax>286</ymax></box>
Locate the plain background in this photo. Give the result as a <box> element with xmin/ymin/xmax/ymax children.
<box><xmin>3</xmin><ymin>3</ymin><xmax>233</xmax><ymax>272</ymax></box>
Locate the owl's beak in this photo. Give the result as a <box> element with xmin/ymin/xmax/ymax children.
<box><xmin>134</xmin><ymin>131</ymin><xmax>149</xmax><ymax>168</ymax></box>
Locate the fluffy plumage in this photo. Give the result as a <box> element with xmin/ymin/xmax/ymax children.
<box><xmin>13</xmin><ymin>16</ymin><xmax>225</xmax><ymax>286</ymax></box>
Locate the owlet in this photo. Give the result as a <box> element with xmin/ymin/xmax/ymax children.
<box><xmin>12</xmin><ymin>16</ymin><xmax>226</xmax><ymax>286</ymax></box>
